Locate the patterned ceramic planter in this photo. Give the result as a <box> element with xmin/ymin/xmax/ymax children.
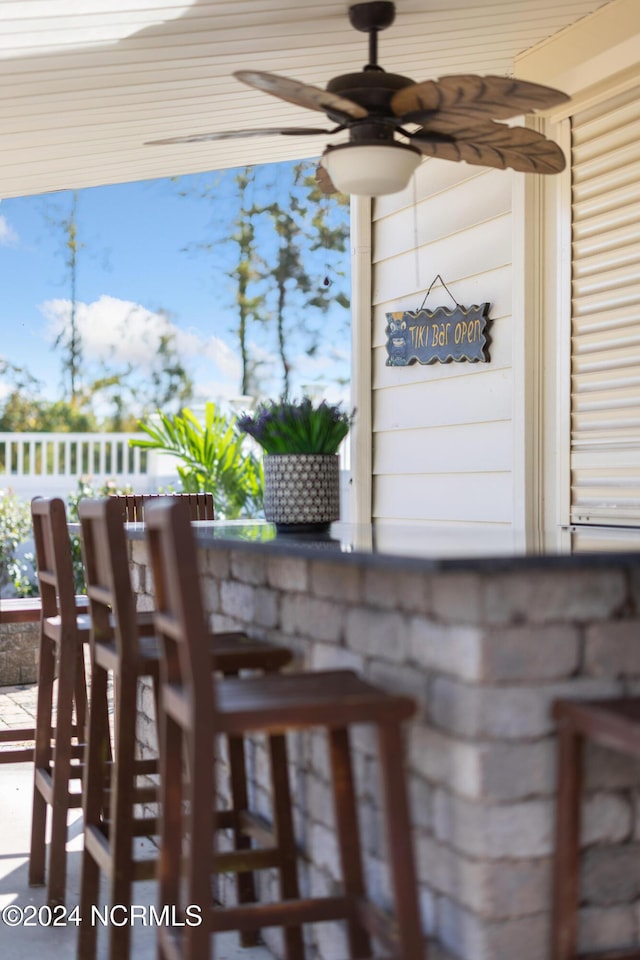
<box><xmin>263</xmin><ymin>453</ymin><xmax>340</xmax><ymax>532</ymax></box>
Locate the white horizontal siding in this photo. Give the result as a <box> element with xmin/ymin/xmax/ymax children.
<box><xmin>373</xmin><ymin>219</ymin><xmax>512</xmax><ymax>309</ymax></box>
<box><xmin>374</xmin><ymin>368</ymin><xmax>512</xmax><ymax>433</ymax></box>
<box><xmin>373</xmin><ymin>169</ymin><xmax>511</xmax><ymax>264</ymax></box>
<box><xmin>374</xmin><ymin>472</ymin><xmax>512</xmax><ymax>524</ymax></box>
<box><xmin>371</xmin><ymin>155</ymin><xmax>514</xmax><ymax>531</ymax></box>
<box><xmin>374</xmin><ymin>421</ymin><xmax>513</xmax><ymax>475</ymax></box>
<box><xmin>570</xmin><ymin>84</ymin><xmax>640</xmax><ymax>526</ymax></box>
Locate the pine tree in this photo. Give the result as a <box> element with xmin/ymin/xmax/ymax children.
<box><xmin>178</xmin><ymin>159</ymin><xmax>350</xmax><ymax>401</ymax></box>
<box><xmin>259</xmin><ymin>162</ymin><xmax>350</xmax><ymax>398</ymax></box>
<box><xmin>50</xmin><ymin>190</ymin><xmax>84</xmax><ymax>404</ymax></box>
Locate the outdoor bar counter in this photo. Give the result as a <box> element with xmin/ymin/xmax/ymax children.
<box><xmin>126</xmin><ymin>520</ymin><xmax>640</xmax><ymax>960</ymax></box>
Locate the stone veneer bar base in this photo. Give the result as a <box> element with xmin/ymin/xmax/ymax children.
<box><xmin>128</xmin><ymin>533</ymin><xmax>640</xmax><ymax>960</ymax></box>
<box><xmin>0</xmin><ymin>620</ymin><xmax>39</xmax><ymax>686</ymax></box>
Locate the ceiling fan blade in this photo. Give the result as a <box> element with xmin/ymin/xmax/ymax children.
<box><xmin>415</xmin><ymin>119</ymin><xmax>556</xmax><ymax>148</ymax></box>
<box><xmin>315</xmin><ymin>163</ymin><xmax>339</xmax><ymax>195</ymax></box>
<box><xmin>234</xmin><ymin>70</ymin><xmax>368</xmax><ymax>121</ymax></box>
<box><xmin>410</xmin><ymin>126</ymin><xmax>566</xmax><ymax>174</ymax></box>
<box><xmin>392</xmin><ymin>74</ymin><xmax>570</xmax><ymax>122</ymax></box>
<box><xmin>146</xmin><ymin>126</ymin><xmax>333</xmax><ymax>145</ymax></box>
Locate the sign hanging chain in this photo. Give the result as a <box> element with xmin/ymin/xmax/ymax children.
<box><xmin>419</xmin><ymin>274</ymin><xmax>462</xmax><ymax>311</ymax></box>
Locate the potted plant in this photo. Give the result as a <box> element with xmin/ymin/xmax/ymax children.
<box><xmin>237</xmin><ymin>397</ymin><xmax>354</xmax><ymax>533</ymax></box>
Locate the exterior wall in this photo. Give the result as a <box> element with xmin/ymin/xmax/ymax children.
<box><xmin>370</xmin><ymin>159</ymin><xmax>516</xmax><ymax>546</ymax></box>
<box><xmin>130</xmin><ymin>536</ymin><xmax>640</xmax><ymax>960</ymax></box>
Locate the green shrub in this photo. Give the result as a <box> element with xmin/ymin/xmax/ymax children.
<box><xmin>67</xmin><ymin>476</ymin><xmax>134</xmax><ymax>593</ymax></box>
<box><xmin>0</xmin><ymin>489</ymin><xmax>37</xmax><ymax>597</ymax></box>
<box><xmin>0</xmin><ymin>478</ymin><xmax>137</xmax><ymax>598</ymax></box>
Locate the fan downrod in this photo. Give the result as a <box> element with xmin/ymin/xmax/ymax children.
<box><xmin>349</xmin><ymin>2</ymin><xmax>396</xmax><ymax>70</ymax></box>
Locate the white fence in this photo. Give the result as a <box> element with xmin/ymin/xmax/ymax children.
<box><xmin>0</xmin><ymin>431</ymin><xmax>352</xmax><ymax>518</ymax></box>
<box><xmin>0</xmin><ymin>431</ymin><xmax>178</xmax><ymax>499</ymax></box>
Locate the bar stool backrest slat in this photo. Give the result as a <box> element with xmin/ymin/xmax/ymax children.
<box><xmin>114</xmin><ymin>492</ymin><xmax>214</xmax><ymax>523</ymax></box>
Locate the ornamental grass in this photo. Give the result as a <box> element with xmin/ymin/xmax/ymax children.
<box><xmin>237</xmin><ymin>397</ymin><xmax>354</xmax><ymax>456</ymax></box>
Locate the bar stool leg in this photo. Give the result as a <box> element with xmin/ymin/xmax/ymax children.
<box><xmin>552</xmin><ymin>723</ymin><xmax>583</xmax><ymax>960</ymax></box>
<box><xmin>158</xmin><ymin>706</ymin><xmax>185</xmax><ymax>960</ymax></box>
<box><xmin>186</xmin><ymin>721</ymin><xmax>216</xmax><ymax>960</ymax></box>
<box><xmin>29</xmin><ymin>633</ymin><xmax>56</xmax><ymax>887</ymax></box>
<box><xmin>227</xmin><ymin>733</ymin><xmax>260</xmax><ymax>947</ymax></box>
<box><xmin>74</xmin><ymin>646</ymin><xmax>89</xmax><ymax>740</ymax></box>
<box><xmin>78</xmin><ymin>663</ymin><xmax>110</xmax><ymax>960</ymax></box>
<box><xmin>108</xmin><ymin>672</ymin><xmax>139</xmax><ymax>960</ymax></box>
<box><xmin>377</xmin><ymin>723</ymin><xmax>424</xmax><ymax>960</ymax></box>
<box><xmin>47</xmin><ymin>635</ymin><xmax>80</xmax><ymax>907</ymax></box>
<box><xmin>328</xmin><ymin>727</ymin><xmax>371</xmax><ymax>959</ymax></box>
<box><xmin>269</xmin><ymin>733</ymin><xmax>305</xmax><ymax>960</ymax></box>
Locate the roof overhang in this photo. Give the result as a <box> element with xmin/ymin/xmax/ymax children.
<box><xmin>0</xmin><ymin>0</ymin><xmax>612</xmax><ymax>199</ymax></box>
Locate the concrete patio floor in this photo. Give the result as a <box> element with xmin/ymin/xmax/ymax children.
<box><xmin>0</xmin><ymin>683</ymin><xmax>272</xmax><ymax>960</ymax></box>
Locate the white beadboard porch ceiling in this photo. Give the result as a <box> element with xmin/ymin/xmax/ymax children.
<box><xmin>0</xmin><ymin>0</ymin><xmax>611</xmax><ymax>200</ymax></box>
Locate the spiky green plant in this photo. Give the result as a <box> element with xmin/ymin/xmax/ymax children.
<box><xmin>130</xmin><ymin>402</ymin><xmax>263</xmax><ymax>519</ymax></box>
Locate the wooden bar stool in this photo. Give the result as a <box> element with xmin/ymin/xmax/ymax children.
<box><xmin>552</xmin><ymin>697</ymin><xmax>640</xmax><ymax>960</ymax></box>
<box><xmin>147</xmin><ymin>498</ymin><xmax>423</xmax><ymax>960</ymax></box>
<box><xmin>29</xmin><ymin>497</ymin><xmax>97</xmax><ymax>907</ymax></box>
<box><xmin>77</xmin><ymin>496</ymin><xmax>294</xmax><ymax>960</ymax></box>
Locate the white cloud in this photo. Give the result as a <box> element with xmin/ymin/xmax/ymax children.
<box><xmin>202</xmin><ymin>336</ymin><xmax>242</xmax><ymax>381</ymax></box>
<box><xmin>41</xmin><ymin>295</ymin><xmax>237</xmax><ymax>367</ymax></box>
<box><xmin>39</xmin><ymin>294</ymin><xmax>249</xmax><ymax>400</ymax></box>
<box><xmin>0</xmin><ymin>214</ymin><xmax>18</xmax><ymax>246</ymax></box>
<box><xmin>41</xmin><ymin>296</ymin><xmax>185</xmax><ymax>365</ymax></box>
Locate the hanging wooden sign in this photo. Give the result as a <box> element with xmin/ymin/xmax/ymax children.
<box><xmin>385</xmin><ymin>303</ymin><xmax>491</xmax><ymax>366</ymax></box>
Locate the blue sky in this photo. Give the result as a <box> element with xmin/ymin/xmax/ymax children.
<box><xmin>0</xmin><ymin>160</ymin><xmax>351</xmax><ymax>417</ymax></box>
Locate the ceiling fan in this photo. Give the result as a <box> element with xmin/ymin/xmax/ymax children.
<box><xmin>148</xmin><ymin>1</ymin><xmax>570</xmax><ymax>196</ymax></box>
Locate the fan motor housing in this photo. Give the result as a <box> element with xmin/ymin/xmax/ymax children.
<box><xmin>327</xmin><ymin>70</ymin><xmax>415</xmax><ymax>116</ymax></box>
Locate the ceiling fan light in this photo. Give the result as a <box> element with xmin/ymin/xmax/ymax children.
<box><xmin>322</xmin><ymin>142</ymin><xmax>421</xmax><ymax>196</ymax></box>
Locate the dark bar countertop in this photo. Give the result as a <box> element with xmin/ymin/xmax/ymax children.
<box><xmin>120</xmin><ymin>518</ymin><xmax>640</xmax><ymax>574</ymax></box>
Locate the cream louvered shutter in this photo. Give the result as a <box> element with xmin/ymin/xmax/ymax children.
<box><xmin>570</xmin><ymin>84</ymin><xmax>640</xmax><ymax>526</ymax></box>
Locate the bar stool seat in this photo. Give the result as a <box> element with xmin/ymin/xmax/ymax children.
<box><xmin>148</xmin><ymin>499</ymin><xmax>423</xmax><ymax>960</ymax></box>
<box><xmin>214</xmin><ymin>669</ymin><xmax>415</xmax><ymax>730</ymax></box>
<box><xmin>552</xmin><ymin>696</ymin><xmax>640</xmax><ymax>960</ymax></box>
<box><xmin>92</xmin><ymin>628</ymin><xmax>290</xmax><ymax>674</ymax></box>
